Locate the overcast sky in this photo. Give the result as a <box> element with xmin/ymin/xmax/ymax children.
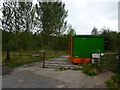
<box><xmin>62</xmin><ymin>0</ymin><xmax>119</xmax><ymax>34</ymax></box>
<box><xmin>0</xmin><ymin>0</ymin><xmax>119</xmax><ymax>34</ymax></box>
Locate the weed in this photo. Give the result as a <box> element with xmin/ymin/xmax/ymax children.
<box><xmin>82</xmin><ymin>63</ymin><xmax>98</xmax><ymax>76</ymax></box>
<box><xmin>105</xmin><ymin>74</ymin><xmax>119</xmax><ymax>88</ymax></box>
<box><xmin>100</xmin><ymin>54</ymin><xmax>118</xmax><ymax>73</ymax></box>
<box><xmin>55</xmin><ymin>67</ymin><xmax>68</xmax><ymax>71</ymax></box>
<box><xmin>72</xmin><ymin>67</ymin><xmax>82</xmax><ymax>70</ymax></box>
<box><xmin>105</xmin><ymin>79</ymin><xmax>118</xmax><ymax>88</ymax></box>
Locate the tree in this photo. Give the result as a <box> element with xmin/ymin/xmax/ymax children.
<box><xmin>67</xmin><ymin>25</ymin><xmax>76</xmax><ymax>36</ymax></box>
<box><xmin>117</xmin><ymin>32</ymin><xmax>120</xmax><ymax>84</ymax></box>
<box><xmin>2</xmin><ymin>2</ymin><xmax>14</xmax><ymax>32</ymax></box>
<box><xmin>99</xmin><ymin>27</ymin><xmax>118</xmax><ymax>52</ymax></box>
<box><xmin>91</xmin><ymin>27</ymin><xmax>98</xmax><ymax>35</ymax></box>
<box><xmin>117</xmin><ymin>32</ymin><xmax>120</xmax><ymax>58</ymax></box>
<box><xmin>2</xmin><ymin>1</ymin><xmax>70</xmax><ymax>52</ymax></box>
<box><xmin>35</xmin><ymin>1</ymin><xmax>68</xmax><ymax>49</ymax></box>
<box><xmin>2</xmin><ymin>2</ymin><xmax>15</xmax><ymax>61</ymax></box>
<box><xmin>20</xmin><ymin>1</ymin><xmax>35</xmax><ymax>50</ymax></box>
<box><xmin>2</xmin><ymin>1</ymin><xmax>36</xmax><ymax>61</ymax></box>
<box><xmin>101</xmin><ymin>27</ymin><xmax>110</xmax><ymax>35</ymax></box>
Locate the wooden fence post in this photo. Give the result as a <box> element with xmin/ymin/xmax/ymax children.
<box><xmin>42</xmin><ymin>50</ymin><xmax>45</xmax><ymax>68</ymax></box>
<box><xmin>97</xmin><ymin>50</ymin><xmax>100</xmax><ymax>66</ymax></box>
<box><xmin>6</xmin><ymin>49</ymin><xmax>10</xmax><ymax>61</ymax></box>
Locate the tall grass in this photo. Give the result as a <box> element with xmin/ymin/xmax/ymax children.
<box><xmin>2</xmin><ymin>51</ymin><xmax>62</xmax><ymax>67</ymax></box>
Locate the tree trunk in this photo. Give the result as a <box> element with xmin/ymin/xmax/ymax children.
<box><xmin>6</xmin><ymin>49</ymin><xmax>10</xmax><ymax>61</ymax></box>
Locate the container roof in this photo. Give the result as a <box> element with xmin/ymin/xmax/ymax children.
<box><xmin>73</xmin><ymin>35</ymin><xmax>104</xmax><ymax>38</ymax></box>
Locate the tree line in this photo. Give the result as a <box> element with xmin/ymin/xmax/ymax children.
<box><xmin>1</xmin><ymin>1</ymin><xmax>76</xmax><ymax>54</ymax></box>
<box><xmin>91</xmin><ymin>27</ymin><xmax>120</xmax><ymax>53</ymax></box>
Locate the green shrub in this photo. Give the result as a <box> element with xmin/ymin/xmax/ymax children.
<box><xmin>82</xmin><ymin>63</ymin><xmax>98</xmax><ymax>76</ymax></box>
<box><xmin>100</xmin><ymin>54</ymin><xmax>118</xmax><ymax>73</ymax></box>
<box><xmin>111</xmin><ymin>74</ymin><xmax>119</xmax><ymax>83</ymax></box>
<box><xmin>105</xmin><ymin>79</ymin><xmax>118</xmax><ymax>88</ymax></box>
<box><xmin>105</xmin><ymin>74</ymin><xmax>119</xmax><ymax>88</ymax></box>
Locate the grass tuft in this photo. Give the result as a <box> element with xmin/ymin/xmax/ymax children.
<box><xmin>82</xmin><ymin>63</ymin><xmax>98</xmax><ymax>76</ymax></box>
<box><xmin>105</xmin><ymin>74</ymin><xmax>119</xmax><ymax>88</ymax></box>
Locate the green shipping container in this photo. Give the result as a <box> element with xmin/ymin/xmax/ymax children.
<box><xmin>71</xmin><ymin>35</ymin><xmax>104</xmax><ymax>58</ymax></box>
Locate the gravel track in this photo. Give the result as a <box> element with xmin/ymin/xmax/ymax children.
<box><xmin>2</xmin><ymin>56</ymin><xmax>113</xmax><ymax>88</ymax></box>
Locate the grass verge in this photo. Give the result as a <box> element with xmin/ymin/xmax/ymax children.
<box><xmin>2</xmin><ymin>51</ymin><xmax>62</xmax><ymax>67</ymax></box>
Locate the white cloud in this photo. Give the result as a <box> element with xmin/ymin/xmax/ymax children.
<box><xmin>63</xmin><ymin>0</ymin><xmax>118</xmax><ymax>34</ymax></box>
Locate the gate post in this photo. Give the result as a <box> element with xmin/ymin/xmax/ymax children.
<box><xmin>42</xmin><ymin>50</ymin><xmax>45</xmax><ymax>68</ymax></box>
<box><xmin>97</xmin><ymin>50</ymin><xmax>100</xmax><ymax>66</ymax></box>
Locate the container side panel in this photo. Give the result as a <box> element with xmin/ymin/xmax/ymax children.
<box><xmin>73</xmin><ymin>37</ymin><xmax>104</xmax><ymax>58</ymax></box>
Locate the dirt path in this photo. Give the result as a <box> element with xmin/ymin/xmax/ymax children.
<box><xmin>3</xmin><ymin>56</ymin><xmax>113</xmax><ymax>88</ymax></box>
<box><xmin>44</xmin><ymin>56</ymin><xmax>81</xmax><ymax>69</ymax></box>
